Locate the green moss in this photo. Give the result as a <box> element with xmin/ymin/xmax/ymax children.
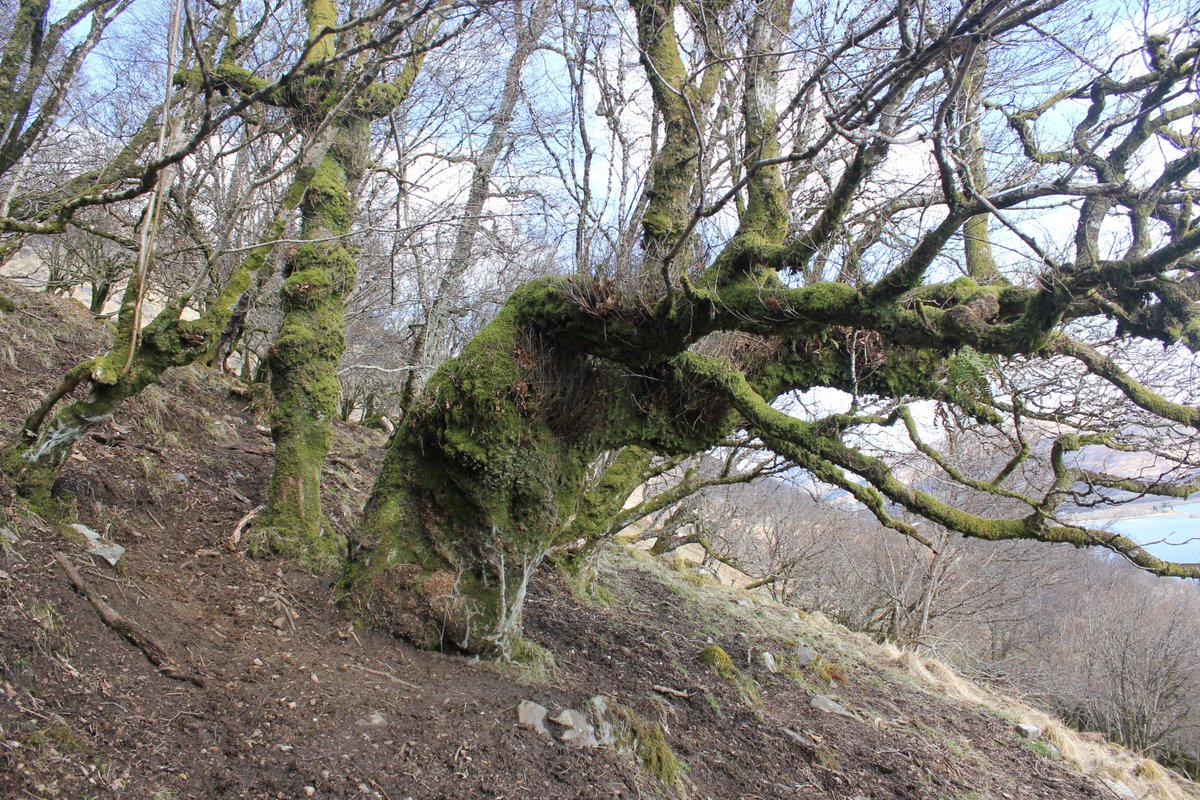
<box><xmin>306</xmin><ymin>156</ymin><xmax>354</xmax><ymax>233</ymax></box>
<box><xmin>699</xmin><ymin>644</ymin><xmax>736</xmax><ymax>678</ymax></box>
<box><xmin>24</xmin><ymin>724</ymin><xmax>88</xmax><ymax>753</ymax></box>
<box><xmin>246</xmin><ymin>517</ymin><xmax>345</xmax><ymax>572</ymax></box>
<box><xmin>281</xmin><ymin>268</ymin><xmax>336</xmax><ymax>305</ymax></box>
<box><xmin>698</xmin><ymin>644</ymin><xmax>761</xmax><ymax>705</ymax></box>
<box><xmin>634</xmin><ymin>717</ymin><xmax>684</xmax><ymax>790</ymax></box>
<box><xmin>604</xmin><ymin>702</ymin><xmax>686</xmax><ymax>795</ymax></box>
<box><xmin>261</xmin><ymin>146</ymin><xmax>357</xmax><ymax>555</ymax></box>
<box><xmin>304</xmin><ymin>0</ymin><xmax>338</xmax><ymax>63</ymax></box>
<box><xmin>807</xmin><ymin>655</ymin><xmax>847</xmax><ymax>686</ymax></box>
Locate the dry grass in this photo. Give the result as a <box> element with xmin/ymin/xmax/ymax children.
<box><xmin>882</xmin><ymin>645</ymin><xmax>1200</xmax><ymax>800</ymax></box>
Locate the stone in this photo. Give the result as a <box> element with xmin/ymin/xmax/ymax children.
<box><xmin>517</xmin><ymin>700</ymin><xmax>549</xmax><ymax>736</ymax></box>
<box><xmin>170</xmin><ymin>472</ymin><xmax>190</xmax><ymax>485</ymax></box>
<box><xmin>1101</xmin><ymin>779</ymin><xmax>1138</xmax><ymax>800</ymax></box>
<box><xmin>1015</xmin><ymin>722</ymin><xmax>1042</xmax><ymax>740</ymax></box>
<box><xmin>0</xmin><ymin>527</ymin><xmax>18</xmax><ymax>545</ymax></box>
<box><xmin>794</xmin><ymin>645</ymin><xmax>817</xmax><ymax>666</ymax></box>
<box><xmin>759</xmin><ymin>651</ymin><xmax>778</xmax><ymax>673</ymax></box>
<box><xmin>355</xmin><ymin>711</ymin><xmax>387</xmax><ymax>728</ymax></box>
<box><xmin>584</xmin><ymin>695</ymin><xmax>616</xmax><ymax>746</ymax></box>
<box><xmin>551</xmin><ymin>708</ymin><xmax>598</xmax><ymax>747</ymax></box>
<box><xmin>70</xmin><ymin>523</ymin><xmax>125</xmax><ymax>567</ymax></box>
<box><xmin>810</xmin><ymin>694</ymin><xmax>855</xmax><ymax>719</ymax></box>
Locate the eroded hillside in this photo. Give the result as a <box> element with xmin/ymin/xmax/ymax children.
<box><xmin>0</xmin><ymin>280</ymin><xmax>1194</xmax><ymax>799</ymax></box>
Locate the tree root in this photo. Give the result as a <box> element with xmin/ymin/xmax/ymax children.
<box><xmin>228</xmin><ymin>505</ymin><xmax>264</xmax><ymax>550</ymax></box>
<box><xmin>52</xmin><ymin>552</ymin><xmax>207</xmax><ymax>688</ymax></box>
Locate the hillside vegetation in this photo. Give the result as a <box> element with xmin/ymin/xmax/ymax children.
<box><xmin>1</xmin><ymin>281</ymin><xmax>1196</xmax><ymax>800</ymax></box>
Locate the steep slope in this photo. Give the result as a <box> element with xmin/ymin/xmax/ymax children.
<box><xmin>0</xmin><ymin>280</ymin><xmax>1194</xmax><ymax>800</ymax></box>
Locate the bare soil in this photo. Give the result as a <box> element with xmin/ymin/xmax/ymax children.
<box><xmin>0</xmin><ymin>281</ymin><xmax>1150</xmax><ymax>799</ymax></box>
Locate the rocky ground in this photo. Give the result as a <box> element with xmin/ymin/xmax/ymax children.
<box><xmin>0</xmin><ymin>280</ymin><xmax>1195</xmax><ymax>800</ymax></box>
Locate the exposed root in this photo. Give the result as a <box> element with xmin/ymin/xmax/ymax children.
<box><xmin>52</xmin><ymin>552</ymin><xmax>206</xmax><ymax>687</ymax></box>
<box><xmin>228</xmin><ymin>504</ymin><xmax>264</xmax><ymax>550</ymax></box>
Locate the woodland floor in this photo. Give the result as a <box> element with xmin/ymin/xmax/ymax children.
<box><xmin>0</xmin><ymin>280</ymin><xmax>1168</xmax><ymax>799</ymax></box>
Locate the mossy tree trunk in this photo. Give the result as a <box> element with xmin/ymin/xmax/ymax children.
<box><xmin>254</xmin><ymin>121</ymin><xmax>362</xmax><ymax>563</ymax></box>
<box><xmin>347</xmin><ymin>0</ymin><xmax>792</xmax><ymax>657</ymax></box>
<box><xmin>347</xmin><ymin>281</ymin><xmax>736</xmax><ymax>656</ymax></box>
<box><xmin>249</xmin><ymin>7</ymin><xmax>433</xmax><ymax>563</ymax></box>
<box><xmin>342</xmin><ymin>0</ymin><xmax>1193</xmax><ymax>657</ymax></box>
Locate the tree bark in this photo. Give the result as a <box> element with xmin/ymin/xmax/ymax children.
<box><xmin>255</xmin><ymin>121</ymin><xmax>362</xmax><ymax>563</ymax></box>
<box><xmin>347</xmin><ymin>279</ymin><xmax>736</xmax><ymax>656</ymax></box>
<box><xmin>252</xmin><ymin>8</ymin><xmax>433</xmax><ymax>562</ymax></box>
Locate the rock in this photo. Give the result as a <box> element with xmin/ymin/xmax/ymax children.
<box><xmin>0</xmin><ymin>570</ymin><xmax>8</xmax><ymax>580</ymax></box>
<box><xmin>1101</xmin><ymin>778</ymin><xmax>1138</xmax><ymax>800</ymax></box>
<box><xmin>355</xmin><ymin>711</ymin><xmax>387</xmax><ymax>728</ymax></box>
<box><xmin>0</xmin><ymin>527</ymin><xmax>18</xmax><ymax>545</ymax></box>
<box><xmin>759</xmin><ymin>651</ymin><xmax>778</xmax><ymax>673</ymax></box>
<box><xmin>551</xmin><ymin>708</ymin><xmax>598</xmax><ymax>747</ymax></box>
<box><xmin>517</xmin><ymin>700</ymin><xmax>550</xmax><ymax>736</ymax></box>
<box><xmin>169</xmin><ymin>472</ymin><xmax>190</xmax><ymax>485</ymax></box>
<box><xmin>70</xmin><ymin>523</ymin><xmax>125</xmax><ymax>567</ymax></box>
<box><xmin>810</xmin><ymin>694</ymin><xmax>855</xmax><ymax>719</ymax></box>
<box><xmin>1015</xmin><ymin>722</ymin><xmax>1042</xmax><ymax>740</ymax></box>
<box><xmin>794</xmin><ymin>645</ymin><xmax>817</xmax><ymax>666</ymax></box>
<box><xmin>584</xmin><ymin>695</ymin><xmax>616</xmax><ymax>746</ymax></box>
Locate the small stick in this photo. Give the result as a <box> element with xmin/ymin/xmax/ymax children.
<box><xmin>652</xmin><ymin>684</ymin><xmax>691</xmax><ymax>699</ymax></box>
<box><xmin>353</xmin><ymin>664</ymin><xmax>420</xmax><ymax>690</ymax></box>
<box><xmin>365</xmin><ymin>776</ymin><xmax>394</xmax><ymax>800</ymax></box>
<box><xmin>53</xmin><ymin>552</ymin><xmax>206</xmax><ymax>687</ymax></box>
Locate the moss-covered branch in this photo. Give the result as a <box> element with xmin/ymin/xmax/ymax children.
<box><xmin>2</xmin><ymin>151</ymin><xmax>321</xmax><ymax>504</ymax></box>
<box><xmin>680</xmin><ymin>351</ymin><xmax>1200</xmax><ymax>578</ymax></box>
<box><xmin>1047</xmin><ymin>335</ymin><xmax>1200</xmax><ymax>430</ymax></box>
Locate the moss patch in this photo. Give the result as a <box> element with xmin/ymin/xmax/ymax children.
<box><xmin>600</xmin><ymin>701</ymin><xmax>687</xmax><ymax>796</ymax></box>
<box><xmin>699</xmin><ymin>644</ymin><xmax>760</xmax><ymax>705</ymax></box>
